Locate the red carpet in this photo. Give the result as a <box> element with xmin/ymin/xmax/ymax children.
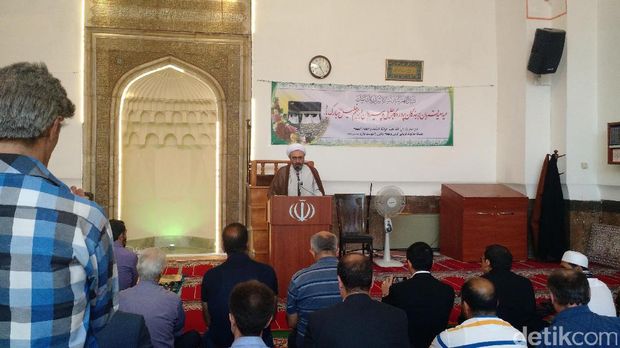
<box><xmin>164</xmin><ymin>252</ymin><xmax>620</xmax><ymax>344</ymax></box>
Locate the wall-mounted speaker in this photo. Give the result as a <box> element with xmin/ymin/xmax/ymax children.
<box><xmin>527</xmin><ymin>28</ymin><xmax>566</xmax><ymax>75</ymax></box>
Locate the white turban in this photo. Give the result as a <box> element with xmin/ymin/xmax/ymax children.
<box><xmin>286</xmin><ymin>143</ymin><xmax>306</xmax><ymax>157</ymax></box>
<box><xmin>561</xmin><ymin>250</ymin><xmax>588</xmax><ymax>268</ymax></box>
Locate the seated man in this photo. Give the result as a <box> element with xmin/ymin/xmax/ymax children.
<box><xmin>201</xmin><ymin>223</ymin><xmax>278</xmax><ymax>348</ymax></box>
<box><xmin>538</xmin><ymin>269</ymin><xmax>620</xmax><ymax>347</ymax></box>
<box><xmin>560</xmin><ymin>250</ymin><xmax>617</xmax><ymax>316</ymax></box>
<box><xmin>304</xmin><ymin>254</ymin><xmax>409</xmax><ymax>348</ymax></box>
<box><xmin>229</xmin><ymin>280</ymin><xmax>277</xmax><ymax>348</ymax></box>
<box><xmin>481</xmin><ymin>244</ymin><xmax>547</xmax><ymax>332</ymax></box>
<box><xmin>119</xmin><ymin>248</ymin><xmax>200</xmax><ymax>348</ymax></box>
<box><xmin>430</xmin><ymin>277</ymin><xmax>526</xmax><ymax>348</ymax></box>
<box><xmin>110</xmin><ymin>219</ymin><xmax>138</xmax><ymax>290</ymax></box>
<box><xmin>287</xmin><ymin>231</ymin><xmax>341</xmax><ymax>348</ymax></box>
<box><xmin>381</xmin><ymin>242</ymin><xmax>455</xmax><ymax>348</ymax></box>
<box><xmin>268</xmin><ymin>143</ymin><xmax>325</xmax><ymax>197</ymax></box>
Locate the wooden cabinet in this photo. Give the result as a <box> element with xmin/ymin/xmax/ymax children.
<box><xmin>439</xmin><ymin>184</ymin><xmax>527</xmax><ymax>262</ymax></box>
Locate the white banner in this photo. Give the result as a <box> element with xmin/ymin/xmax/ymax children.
<box><xmin>271</xmin><ymin>82</ymin><xmax>453</xmax><ymax>146</ymax></box>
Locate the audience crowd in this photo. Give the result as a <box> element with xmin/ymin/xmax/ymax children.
<box><xmin>1</xmin><ymin>61</ymin><xmax>619</xmax><ymax>348</ymax></box>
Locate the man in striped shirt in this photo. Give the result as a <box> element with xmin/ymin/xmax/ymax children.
<box><xmin>430</xmin><ymin>277</ymin><xmax>526</xmax><ymax>348</ymax></box>
<box><xmin>286</xmin><ymin>231</ymin><xmax>341</xmax><ymax>348</ymax></box>
<box><xmin>0</xmin><ymin>62</ymin><xmax>118</xmax><ymax>347</ymax></box>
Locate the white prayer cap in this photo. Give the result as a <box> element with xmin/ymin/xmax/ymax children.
<box><xmin>286</xmin><ymin>143</ymin><xmax>306</xmax><ymax>157</ymax></box>
<box><xmin>561</xmin><ymin>250</ymin><xmax>589</xmax><ymax>268</ymax></box>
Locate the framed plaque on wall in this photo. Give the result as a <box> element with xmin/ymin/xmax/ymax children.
<box><xmin>609</xmin><ymin>122</ymin><xmax>620</xmax><ymax>165</ymax></box>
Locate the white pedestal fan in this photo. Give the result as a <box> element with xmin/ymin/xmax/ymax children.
<box><xmin>374</xmin><ymin>185</ymin><xmax>406</xmax><ymax>268</ymax></box>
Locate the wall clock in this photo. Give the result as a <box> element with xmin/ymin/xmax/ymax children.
<box><xmin>308</xmin><ymin>55</ymin><xmax>331</xmax><ymax>79</ymax></box>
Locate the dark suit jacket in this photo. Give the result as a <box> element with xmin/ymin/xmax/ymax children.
<box><xmin>483</xmin><ymin>269</ymin><xmax>547</xmax><ymax>332</ymax></box>
<box><xmin>304</xmin><ymin>293</ymin><xmax>409</xmax><ymax>348</ymax></box>
<box><xmin>382</xmin><ymin>272</ymin><xmax>454</xmax><ymax>348</ymax></box>
<box><xmin>96</xmin><ymin>311</ymin><xmax>153</xmax><ymax>348</ymax></box>
<box><xmin>201</xmin><ymin>252</ymin><xmax>278</xmax><ymax>347</ymax></box>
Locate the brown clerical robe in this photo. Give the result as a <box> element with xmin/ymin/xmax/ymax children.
<box><xmin>268</xmin><ymin>164</ymin><xmax>325</xmax><ymax>197</ymax></box>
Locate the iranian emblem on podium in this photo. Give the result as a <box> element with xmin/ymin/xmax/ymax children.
<box><xmin>289</xmin><ymin>200</ymin><xmax>316</xmax><ymax>222</ymax></box>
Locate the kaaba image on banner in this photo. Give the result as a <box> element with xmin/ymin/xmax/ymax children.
<box><xmin>287</xmin><ymin>101</ymin><xmax>328</xmax><ymax>143</ymax></box>
<box><xmin>287</xmin><ymin>101</ymin><xmax>322</xmax><ymax>125</ymax></box>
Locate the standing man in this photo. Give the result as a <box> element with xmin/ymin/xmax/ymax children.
<box><xmin>381</xmin><ymin>242</ymin><xmax>455</xmax><ymax>348</ymax></box>
<box><xmin>229</xmin><ymin>281</ymin><xmax>276</xmax><ymax>348</ymax></box>
<box><xmin>430</xmin><ymin>277</ymin><xmax>526</xmax><ymax>348</ymax></box>
<box><xmin>0</xmin><ymin>62</ymin><xmax>117</xmax><ymax>347</ymax></box>
<box><xmin>303</xmin><ymin>254</ymin><xmax>409</xmax><ymax>348</ymax></box>
<box><xmin>111</xmin><ymin>219</ymin><xmax>138</xmax><ymax>290</ymax></box>
<box><xmin>201</xmin><ymin>223</ymin><xmax>278</xmax><ymax>348</ymax></box>
<box><xmin>268</xmin><ymin>143</ymin><xmax>325</xmax><ymax>197</ymax></box>
<box><xmin>481</xmin><ymin>244</ymin><xmax>547</xmax><ymax>332</ymax></box>
<box><xmin>560</xmin><ymin>250</ymin><xmax>617</xmax><ymax>316</ymax></box>
<box><xmin>286</xmin><ymin>231</ymin><xmax>341</xmax><ymax>348</ymax></box>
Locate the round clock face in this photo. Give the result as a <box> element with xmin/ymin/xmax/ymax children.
<box><xmin>309</xmin><ymin>55</ymin><xmax>331</xmax><ymax>79</ymax></box>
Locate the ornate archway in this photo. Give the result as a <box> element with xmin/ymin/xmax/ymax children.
<box><xmin>84</xmin><ymin>1</ymin><xmax>251</xmax><ymax>247</ymax></box>
<box><xmin>111</xmin><ymin>58</ymin><xmax>223</xmax><ymax>252</ymax></box>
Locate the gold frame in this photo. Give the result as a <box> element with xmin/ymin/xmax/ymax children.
<box><xmin>385</xmin><ymin>59</ymin><xmax>424</xmax><ymax>82</ymax></box>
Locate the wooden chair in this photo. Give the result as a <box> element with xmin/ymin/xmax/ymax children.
<box><xmin>335</xmin><ymin>193</ymin><xmax>373</xmax><ymax>260</ymax></box>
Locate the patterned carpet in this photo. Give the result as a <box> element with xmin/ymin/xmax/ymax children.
<box><xmin>163</xmin><ymin>252</ymin><xmax>620</xmax><ymax>347</ymax></box>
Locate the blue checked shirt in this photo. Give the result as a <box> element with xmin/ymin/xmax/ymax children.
<box><xmin>0</xmin><ymin>154</ymin><xmax>118</xmax><ymax>347</ymax></box>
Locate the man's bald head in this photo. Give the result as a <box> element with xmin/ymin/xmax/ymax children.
<box><xmin>222</xmin><ymin>222</ymin><xmax>248</xmax><ymax>254</ymax></box>
<box><xmin>337</xmin><ymin>253</ymin><xmax>373</xmax><ymax>292</ymax></box>
<box><xmin>461</xmin><ymin>277</ymin><xmax>497</xmax><ymax>317</ymax></box>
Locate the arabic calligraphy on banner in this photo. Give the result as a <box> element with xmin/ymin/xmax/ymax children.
<box><xmin>270</xmin><ymin>82</ymin><xmax>453</xmax><ymax>146</ymax></box>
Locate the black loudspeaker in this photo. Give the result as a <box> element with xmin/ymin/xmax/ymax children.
<box><xmin>527</xmin><ymin>28</ymin><xmax>566</xmax><ymax>74</ymax></box>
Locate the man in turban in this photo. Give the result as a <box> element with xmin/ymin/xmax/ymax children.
<box><xmin>268</xmin><ymin>143</ymin><xmax>325</xmax><ymax>197</ymax></box>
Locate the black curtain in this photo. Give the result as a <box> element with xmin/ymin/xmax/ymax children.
<box><xmin>537</xmin><ymin>155</ymin><xmax>568</xmax><ymax>261</ymax></box>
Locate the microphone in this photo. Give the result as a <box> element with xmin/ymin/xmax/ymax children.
<box><xmin>296</xmin><ymin>170</ymin><xmax>301</xmax><ymax>196</ymax></box>
<box><xmin>299</xmin><ymin>181</ymin><xmax>317</xmax><ymax>196</ymax></box>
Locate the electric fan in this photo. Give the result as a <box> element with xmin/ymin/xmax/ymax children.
<box><xmin>374</xmin><ymin>185</ymin><xmax>406</xmax><ymax>267</ymax></box>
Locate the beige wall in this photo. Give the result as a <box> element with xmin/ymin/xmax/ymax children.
<box><xmin>597</xmin><ymin>0</ymin><xmax>620</xmax><ymax>200</ymax></box>
<box><xmin>252</xmin><ymin>0</ymin><xmax>617</xmax><ymax>200</ymax></box>
<box><xmin>252</xmin><ymin>0</ymin><xmax>499</xmax><ymax>195</ymax></box>
<box><xmin>0</xmin><ymin>0</ymin><xmax>83</xmax><ymax>187</ymax></box>
<box><xmin>0</xmin><ymin>0</ymin><xmax>618</xmax><ymax>201</ymax></box>
<box><xmin>565</xmin><ymin>0</ymin><xmax>600</xmax><ymax>200</ymax></box>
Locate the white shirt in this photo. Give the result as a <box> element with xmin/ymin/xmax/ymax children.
<box><xmin>430</xmin><ymin>316</ymin><xmax>526</xmax><ymax>348</ymax></box>
<box><xmin>287</xmin><ymin>165</ymin><xmax>323</xmax><ymax>196</ymax></box>
<box><xmin>587</xmin><ymin>277</ymin><xmax>617</xmax><ymax>316</ymax></box>
<box><xmin>230</xmin><ymin>336</ymin><xmax>268</xmax><ymax>348</ymax></box>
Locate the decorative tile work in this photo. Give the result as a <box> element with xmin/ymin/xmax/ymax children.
<box><xmin>587</xmin><ymin>223</ymin><xmax>620</xmax><ymax>268</ymax></box>
<box><xmin>567</xmin><ymin>200</ymin><xmax>602</xmax><ymax>252</ymax></box>
<box><xmin>84</xmin><ymin>1</ymin><xmax>250</xmax><ymax>225</ymax></box>
<box><xmin>87</xmin><ymin>0</ymin><xmax>250</xmax><ymax>35</ymax></box>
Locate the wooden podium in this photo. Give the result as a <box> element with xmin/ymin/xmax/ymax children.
<box><xmin>268</xmin><ymin>195</ymin><xmax>332</xmax><ymax>297</ymax></box>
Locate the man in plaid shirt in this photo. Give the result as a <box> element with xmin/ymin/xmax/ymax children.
<box><xmin>0</xmin><ymin>62</ymin><xmax>118</xmax><ymax>347</ymax></box>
